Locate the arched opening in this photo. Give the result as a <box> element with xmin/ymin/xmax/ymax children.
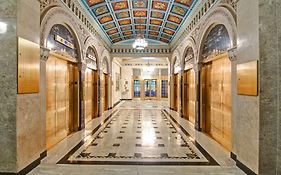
<box><xmin>84</xmin><ymin>46</ymin><xmax>99</xmax><ymax>124</ymax></box>
<box><xmin>45</xmin><ymin>24</ymin><xmax>80</xmax><ymax>149</ymax></box>
<box><xmin>101</xmin><ymin>57</ymin><xmax>110</xmax><ymax>113</ymax></box>
<box><xmin>200</xmin><ymin>24</ymin><xmax>232</xmax><ymax>150</ymax></box>
<box><xmin>182</xmin><ymin>46</ymin><xmax>196</xmax><ymax>125</ymax></box>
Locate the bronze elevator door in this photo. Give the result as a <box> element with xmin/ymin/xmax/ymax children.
<box><xmin>46</xmin><ymin>55</ymin><xmax>79</xmax><ymax>149</ymax></box>
<box><xmin>183</xmin><ymin>69</ymin><xmax>196</xmax><ymax>124</ymax></box>
<box><xmin>202</xmin><ymin>56</ymin><xmax>232</xmax><ymax>150</ymax></box>
<box><xmin>173</xmin><ymin>74</ymin><xmax>179</xmax><ymax>111</ymax></box>
<box><xmin>85</xmin><ymin>68</ymin><xmax>94</xmax><ymax>124</ymax></box>
<box><xmin>93</xmin><ymin>70</ymin><xmax>98</xmax><ymax>118</ymax></box>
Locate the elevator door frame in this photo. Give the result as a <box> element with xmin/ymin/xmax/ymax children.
<box><xmin>144</xmin><ymin>79</ymin><xmax>157</xmax><ymax>100</ymax></box>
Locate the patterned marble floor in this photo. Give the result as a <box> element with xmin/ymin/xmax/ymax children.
<box><xmin>59</xmin><ymin>108</ymin><xmax>214</xmax><ymax>165</ymax></box>
<box><xmin>29</xmin><ymin>100</ymin><xmax>245</xmax><ymax>175</ymax></box>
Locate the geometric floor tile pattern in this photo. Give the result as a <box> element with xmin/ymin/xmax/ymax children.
<box><xmin>58</xmin><ymin>102</ymin><xmax>217</xmax><ymax>165</ymax></box>
<box><xmin>29</xmin><ymin>100</ymin><xmax>246</xmax><ymax>175</ymax></box>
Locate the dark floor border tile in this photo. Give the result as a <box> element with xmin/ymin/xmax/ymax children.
<box><xmin>162</xmin><ymin>109</ymin><xmax>219</xmax><ymax>166</ymax></box>
<box><xmin>0</xmin><ymin>150</ymin><xmax>47</xmax><ymax>175</ymax></box>
<box><xmin>57</xmin><ymin>110</ymin><xmax>118</xmax><ymax>164</ymax></box>
<box><xmin>60</xmin><ymin>160</ymin><xmax>215</xmax><ymax>166</ymax></box>
<box><xmin>230</xmin><ymin>152</ymin><xmax>257</xmax><ymax>175</ymax></box>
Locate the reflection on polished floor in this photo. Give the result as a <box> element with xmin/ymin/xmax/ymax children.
<box><xmin>29</xmin><ymin>100</ymin><xmax>245</xmax><ymax>175</ymax></box>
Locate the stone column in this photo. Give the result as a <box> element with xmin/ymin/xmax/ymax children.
<box><xmin>193</xmin><ymin>63</ymin><xmax>201</xmax><ymax>131</ymax></box>
<box><xmin>39</xmin><ymin>47</ymin><xmax>50</xmax><ymax>156</ymax></box>
<box><xmin>78</xmin><ymin>62</ymin><xmax>87</xmax><ymax>130</ymax></box>
<box><xmin>258</xmin><ymin>0</ymin><xmax>280</xmax><ymax>174</ymax></box>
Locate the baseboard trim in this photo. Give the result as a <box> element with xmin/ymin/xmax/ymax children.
<box><xmin>236</xmin><ymin>160</ymin><xmax>257</xmax><ymax>175</ymax></box>
<box><xmin>230</xmin><ymin>152</ymin><xmax>237</xmax><ymax>161</ymax></box>
<box><xmin>0</xmin><ymin>150</ymin><xmax>47</xmax><ymax>175</ymax></box>
<box><xmin>230</xmin><ymin>152</ymin><xmax>257</xmax><ymax>175</ymax></box>
<box><xmin>113</xmin><ymin>100</ymin><xmax>121</xmax><ymax>108</ymax></box>
<box><xmin>40</xmin><ymin>150</ymin><xmax>47</xmax><ymax>160</ymax></box>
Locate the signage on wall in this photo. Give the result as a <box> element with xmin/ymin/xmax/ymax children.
<box><xmin>86</xmin><ymin>53</ymin><xmax>96</xmax><ymax>61</ymax></box>
<box><xmin>55</xmin><ymin>35</ymin><xmax>75</xmax><ymax>49</ymax></box>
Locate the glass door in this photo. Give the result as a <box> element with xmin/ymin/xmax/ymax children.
<box><xmin>133</xmin><ymin>80</ymin><xmax>141</xmax><ymax>98</ymax></box>
<box><xmin>161</xmin><ymin>80</ymin><xmax>168</xmax><ymax>98</ymax></box>
<box><xmin>144</xmin><ymin>79</ymin><xmax>157</xmax><ymax>99</ymax></box>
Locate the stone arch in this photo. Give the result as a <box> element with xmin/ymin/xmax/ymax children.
<box><xmin>100</xmin><ymin>49</ymin><xmax>112</xmax><ymax>75</ymax></box>
<box><xmin>40</xmin><ymin>6</ymin><xmax>83</xmax><ymax>62</ymax></box>
<box><xmin>197</xmin><ymin>6</ymin><xmax>237</xmax><ymax>62</ymax></box>
<box><xmin>83</xmin><ymin>36</ymin><xmax>102</xmax><ymax>62</ymax></box>
<box><xmin>171</xmin><ymin>49</ymin><xmax>181</xmax><ymax>74</ymax></box>
<box><xmin>181</xmin><ymin>37</ymin><xmax>197</xmax><ymax>70</ymax></box>
<box><xmin>84</xmin><ymin>43</ymin><xmax>99</xmax><ymax>70</ymax></box>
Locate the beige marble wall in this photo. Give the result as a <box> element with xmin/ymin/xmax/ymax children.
<box><xmin>0</xmin><ymin>0</ymin><xmax>18</xmax><ymax>172</ymax></box>
<box><xmin>16</xmin><ymin>0</ymin><xmax>42</xmax><ymax>172</ymax></box>
<box><xmin>112</xmin><ymin>61</ymin><xmax>121</xmax><ymax>105</ymax></box>
<box><xmin>235</xmin><ymin>0</ymin><xmax>260</xmax><ymax>173</ymax></box>
<box><xmin>16</xmin><ymin>94</ymin><xmax>42</xmax><ymax>171</ymax></box>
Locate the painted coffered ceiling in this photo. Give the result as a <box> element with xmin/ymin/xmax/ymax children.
<box><xmin>82</xmin><ymin>0</ymin><xmax>198</xmax><ymax>45</ymax></box>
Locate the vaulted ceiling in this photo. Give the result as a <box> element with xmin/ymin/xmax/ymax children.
<box><xmin>82</xmin><ymin>0</ymin><xmax>197</xmax><ymax>45</ymax></box>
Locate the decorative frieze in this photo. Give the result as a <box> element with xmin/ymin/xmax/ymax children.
<box><xmin>112</xmin><ymin>48</ymin><xmax>170</xmax><ymax>54</ymax></box>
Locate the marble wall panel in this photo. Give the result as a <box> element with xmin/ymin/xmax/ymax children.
<box><xmin>0</xmin><ymin>0</ymin><xmax>18</xmax><ymax>172</ymax></box>
<box><xmin>16</xmin><ymin>0</ymin><xmax>42</xmax><ymax>172</ymax></box>
<box><xmin>275</xmin><ymin>0</ymin><xmax>281</xmax><ymax>174</ymax></box>
<box><xmin>258</xmin><ymin>0</ymin><xmax>279</xmax><ymax>174</ymax></box>
<box><xmin>17</xmin><ymin>0</ymin><xmax>40</xmax><ymax>44</ymax></box>
<box><xmin>16</xmin><ymin>94</ymin><xmax>42</xmax><ymax>171</ymax></box>
<box><xmin>236</xmin><ymin>0</ymin><xmax>260</xmax><ymax>173</ymax></box>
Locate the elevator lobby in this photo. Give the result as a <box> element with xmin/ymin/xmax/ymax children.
<box><xmin>0</xmin><ymin>0</ymin><xmax>280</xmax><ymax>175</ymax></box>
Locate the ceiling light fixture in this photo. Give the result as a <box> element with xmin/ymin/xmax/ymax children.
<box><xmin>132</xmin><ymin>11</ymin><xmax>148</xmax><ymax>50</ymax></box>
<box><xmin>132</xmin><ymin>36</ymin><xmax>148</xmax><ymax>50</ymax></box>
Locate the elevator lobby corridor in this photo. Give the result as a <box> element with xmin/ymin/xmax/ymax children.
<box><xmin>28</xmin><ymin>100</ymin><xmax>244</xmax><ymax>175</ymax></box>
<box><xmin>1</xmin><ymin>0</ymin><xmax>281</xmax><ymax>175</ymax></box>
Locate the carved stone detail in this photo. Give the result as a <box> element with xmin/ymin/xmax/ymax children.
<box><xmin>227</xmin><ymin>46</ymin><xmax>237</xmax><ymax>61</ymax></box>
<box><xmin>40</xmin><ymin>47</ymin><xmax>50</xmax><ymax>61</ymax></box>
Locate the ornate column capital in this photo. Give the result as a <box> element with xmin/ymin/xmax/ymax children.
<box><xmin>78</xmin><ymin>62</ymin><xmax>87</xmax><ymax>72</ymax></box>
<box><xmin>40</xmin><ymin>47</ymin><xmax>50</xmax><ymax>61</ymax></box>
<box><xmin>193</xmin><ymin>63</ymin><xmax>202</xmax><ymax>72</ymax></box>
<box><xmin>228</xmin><ymin>46</ymin><xmax>237</xmax><ymax>61</ymax></box>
